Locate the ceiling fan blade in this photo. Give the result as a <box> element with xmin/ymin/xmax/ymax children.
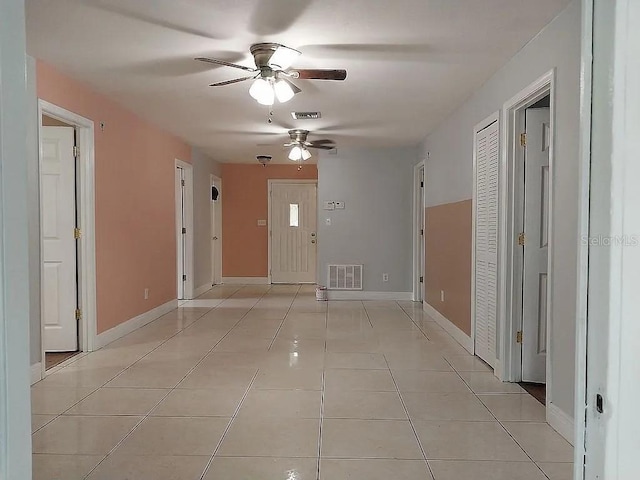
<box><xmin>209</xmin><ymin>76</ymin><xmax>255</xmax><ymax>87</ymax></box>
<box><xmin>290</xmin><ymin>69</ymin><xmax>347</xmax><ymax>81</ymax></box>
<box><xmin>309</xmin><ymin>139</ymin><xmax>335</xmax><ymax>145</ymax></box>
<box><xmin>195</xmin><ymin>57</ymin><xmax>257</xmax><ymax>72</ymax></box>
<box><xmin>308</xmin><ymin>144</ymin><xmax>336</xmax><ymax>150</ymax></box>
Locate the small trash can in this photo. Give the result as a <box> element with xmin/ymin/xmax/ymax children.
<box><xmin>316</xmin><ymin>285</ymin><xmax>328</xmax><ymax>301</ymax></box>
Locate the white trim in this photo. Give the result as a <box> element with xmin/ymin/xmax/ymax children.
<box><xmin>412</xmin><ymin>161</ymin><xmax>426</xmax><ymax>302</ymax></box>
<box><xmin>95</xmin><ymin>299</ymin><xmax>177</xmax><ymax>349</ymax></box>
<box><xmin>38</xmin><ymin>100</ymin><xmax>98</xmax><ymax>371</ymax></box>
<box><xmin>423</xmin><ymin>302</ymin><xmax>474</xmax><ymax>354</ymax></box>
<box><xmin>267</xmin><ymin>179</ymin><xmax>318</xmax><ymax>284</ymax></box>
<box><xmin>175</xmin><ymin>159</ymin><xmax>194</xmax><ymax>299</ymax></box>
<box><xmin>30</xmin><ymin>363</ymin><xmax>42</xmax><ymax>385</ymax></box>
<box><xmin>548</xmin><ymin>402</ymin><xmax>575</xmax><ymax>446</ymax></box>
<box><xmin>573</xmin><ymin>0</ymin><xmax>593</xmax><ymax>474</ymax></box>
<box><xmin>193</xmin><ymin>284</ymin><xmax>212</xmax><ymax>298</ymax></box>
<box><xmin>210</xmin><ymin>174</ymin><xmax>222</xmax><ymax>286</ymax></box>
<box><xmin>222</xmin><ymin>277</ymin><xmax>270</xmax><ymax>285</ymax></box>
<box><xmin>498</xmin><ymin>70</ymin><xmax>555</xmax><ymax>386</ymax></box>
<box><xmin>472</xmin><ymin>111</ymin><xmax>500</xmax><ymax>360</ymax></box>
<box><xmin>327</xmin><ymin>291</ymin><xmax>412</xmax><ymax>301</ymax></box>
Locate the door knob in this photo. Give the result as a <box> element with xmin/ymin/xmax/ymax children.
<box><xmin>311</xmin><ymin>232</ymin><xmax>316</xmax><ymax>237</ymax></box>
<box><xmin>213</xmin><ymin>236</ymin><xmax>218</xmax><ymax>240</ymax></box>
<box><xmin>311</xmin><ymin>239</ymin><xmax>316</xmax><ymax>244</ymax></box>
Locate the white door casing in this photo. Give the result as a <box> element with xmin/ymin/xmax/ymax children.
<box><xmin>270</xmin><ymin>182</ymin><xmax>317</xmax><ymax>284</ymax></box>
<box><xmin>41</xmin><ymin>126</ymin><xmax>77</xmax><ymax>352</ymax></box>
<box><xmin>211</xmin><ymin>176</ymin><xmax>222</xmax><ymax>285</ymax></box>
<box><xmin>522</xmin><ymin>107</ymin><xmax>550</xmax><ymax>383</ymax></box>
<box><xmin>473</xmin><ymin>118</ymin><xmax>499</xmax><ymax>368</ymax></box>
<box><xmin>176</xmin><ymin>166</ymin><xmax>186</xmax><ymax>299</ymax></box>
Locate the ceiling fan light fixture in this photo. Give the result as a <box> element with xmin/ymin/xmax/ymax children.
<box><xmin>274</xmin><ymin>79</ymin><xmax>295</xmax><ymax>103</ymax></box>
<box><xmin>269</xmin><ymin>45</ymin><xmax>301</xmax><ymax>70</ymax></box>
<box><xmin>301</xmin><ymin>147</ymin><xmax>312</xmax><ymax>160</ymax></box>
<box><xmin>249</xmin><ymin>78</ymin><xmax>274</xmax><ymax>105</ymax></box>
<box><xmin>288</xmin><ymin>146</ymin><xmax>303</xmax><ymax>161</ymax></box>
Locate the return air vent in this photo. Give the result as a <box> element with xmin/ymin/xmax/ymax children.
<box><xmin>291</xmin><ymin>111</ymin><xmax>321</xmax><ymax>120</ymax></box>
<box><xmin>328</xmin><ymin>265</ymin><xmax>363</xmax><ymax>290</ymax></box>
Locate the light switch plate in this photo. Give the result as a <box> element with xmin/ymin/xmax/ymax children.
<box><xmin>335</xmin><ymin>201</ymin><xmax>345</xmax><ymax>209</ymax></box>
<box><xmin>257</xmin><ymin>219</ymin><xmax>267</xmax><ymax>226</ymax></box>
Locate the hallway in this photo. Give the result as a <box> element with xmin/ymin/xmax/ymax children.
<box><xmin>31</xmin><ymin>285</ymin><xmax>573</xmax><ymax>480</ymax></box>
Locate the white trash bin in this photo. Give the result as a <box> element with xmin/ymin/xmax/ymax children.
<box><xmin>316</xmin><ymin>285</ymin><xmax>328</xmax><ymax>301</ymax></box>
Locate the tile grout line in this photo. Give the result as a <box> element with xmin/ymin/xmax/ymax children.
<box><xmin>316</xmin><ymin>297</ymin><xmax>329</xmax><ymax>480</ymax></box>
<box><xmin>78</xmin><ymin>286</ymin><xmax>245</xmax><ymax>479</ymax></box>
<box><xmin>267</xmin><ymin>285</ymin><xmax>302</xmax><ymax>351</ymax></box>
<box><xmin>366</xmin><ymin>304</ymin><xmax>436</xmax><ymax>479</ymax></box>
<box><xmin>441</xmin><ymin>356</ymin><xmax>552</xmax><ymax>479</ymax></box>
<box><xmin>198</xmin><ymin>369</ymin><xmax>261</xmax><ymax>480</ymax></box>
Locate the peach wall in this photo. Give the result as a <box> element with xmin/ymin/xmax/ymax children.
<box><xmin>37</xmin><ymin>60</ymin><xmax>191</xmax><ymax>334</ymax></box>
<box><xmin>425</xmin><ymin>199</ymin><xmax>472</xmax><ymax>335</ymax></box>
<box><xmin>221</xmin><ymin>164</ymin><xmax>318</xmax><ymax>278</ymax></box>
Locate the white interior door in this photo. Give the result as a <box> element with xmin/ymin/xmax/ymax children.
<box><xmin>474</xmin><ymin>120</ymin><xmax>499</xmax><ymax>368</ymax></box>
<box><xmin>271</xmin><ymin>182</ymin><xmax>317</xmax><ymax>283</ymax></box>
<box><xmin>41</xmin><ymin>126</ymin><xmax>78</xmax><ymax>352</ymax></box>
<box><xmin>521</xmin><ymin>107</ymin><xmax>550</xmax><ymax>383</ymax></box>
<box><xmin>176</xmin><ymin>166</ymin><xmax>185</xmax><ymax>300</ymax></box>
<box><xmin>211</xmin><ymin>176</ymin><xmax>222</xmax><ymax>285</ymax></box>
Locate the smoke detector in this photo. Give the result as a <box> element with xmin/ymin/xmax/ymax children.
<box><xmin>256</xmin><ymin>155</ymin><xmax>272</xmax><ymax>166</ymax></box>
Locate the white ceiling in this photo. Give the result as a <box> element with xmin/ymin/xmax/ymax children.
<box><xmin>26</xmin><ymin>0</ymin><xmax>570</xmax><ymax>164</ymax></box>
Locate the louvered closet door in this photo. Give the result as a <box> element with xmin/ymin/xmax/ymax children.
<box><xmin>474</xmin><ymin>121</ymin><xmax>499</xmax><ymax>368</ymax></box>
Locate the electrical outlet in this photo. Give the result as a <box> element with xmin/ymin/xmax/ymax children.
<box><xmin>144</xmin><ymin>288</ymin><xmax>149</xmax><ymax>300</ymax></box>
<box><xmin>382</xmin><ymin>273</ymin><xmax>389</xmax><ymax>282</ymax></box>
<box><xmin>440</xmin><ymin>290</ymin><xmax>445</xmax><ymax>302</ymax></box>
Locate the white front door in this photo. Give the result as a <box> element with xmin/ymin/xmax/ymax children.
<box><xmin>521</xmin><ymin>107</ymin><xmax>550</xmax><ymax>383</ymax></box>
<box><xmin>41</xmin><ymin>126</ymin><xmax>78</xmax><ymax>352</ymax></box>
<box><xmin>271</xmin><ymin>182</ymin><xmax>317</xmax><ymax>283</ymax></box>
<box><xmin>211</xmin><ymin>176</ymin><xmax>222</xmax><ymax>285</ymax></box>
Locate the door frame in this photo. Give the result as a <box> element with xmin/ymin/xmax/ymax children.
<box><xmin>37</xmin><ymin>100</ymin><xmax>97</xmax><ymax>379</ymax></box>
<box><xmin>498</xmin><ymin>71</ymin><xmax>555</xmax><ymax>390</ymax></box>
<box><xmin>267</xmin><ymin>179</ymin><xmax>318</xmax><ymax>284</ymax></box>
<box><xmin>412</xmin><ymin>161</ymin><xmax>426</xmax><ymax>302</ymax></box>
<box><xmin>471</xmin><ymin>111</ymin><xmax>501</xmax><ymax>365</ymax></box>
<box><xmin>175</xmin><ymin>159</ymin><xmax>194</xmax><ymax>299</ymax></box>
<box><xmin>210</xmin><ymin>174</ymin><xmax>222</xmax><ymax>286</ymax></box>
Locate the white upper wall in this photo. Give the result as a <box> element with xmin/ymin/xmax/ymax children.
<box><xmin>317</xmin><ymin>147</ymin><xmax>418</xmax><ymax>293</ymax></box>
<box><xmin>420</xmin><ymin>0</ymin><xmax>581</xmax><ymax>419</ymax></box>
<box><xmin>191</xmin><ymin>147</ymin><xmax>222</xmax><ymax>291</ymax></box>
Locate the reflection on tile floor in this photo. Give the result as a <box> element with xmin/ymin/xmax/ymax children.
<box><xmin>31</xmin><ymin>285</ymin><xmax>574</xmax><ymax>480</ymax></box>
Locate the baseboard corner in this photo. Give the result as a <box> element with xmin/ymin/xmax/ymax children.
<box><xmin>547</xmin><ymin>402</ymin><xmax>575</xmax><ymax>445</ymax></box>
<box><xmin>423</xmin><ymin>302</ymin><xmax>474</xmax><ymax>354</ymax></box>
<box><xmin>30</xmin><ymin>362</ymin><xmax>42</xmax><ymax>385</ymax></box>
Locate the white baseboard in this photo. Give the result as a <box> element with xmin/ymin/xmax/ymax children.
<box><xmin>193</xmin><ymin>284</ymin><xmax>212</xmax><ymax>298</ymax></box>
<box><xmin>96</xmin><ymin>299</ymin><xmax>178</xmax><ymax>349</ymax></box>
<box><xmin>547</xmin><ymin>402</ymin><xmax>575</xmax><ymax>445</ymax></box>
<box><xmin>423</xmin><ymin>302</ymin><xmax>474</xmax><ymax>354</ymax></box>
<box><xmin>30</xmin><ymin>362</ymin><xmax>42</xmax><ymax>385</ymax></box>
<box><xmin>327</xmin><ymin>291</ymin><xmax>413</xmax><ymax>301</ymax></box>
<box><xmin>222</xmin><ymin>277</ymin><xmax>270</xmax><ymax>285</ymax></box>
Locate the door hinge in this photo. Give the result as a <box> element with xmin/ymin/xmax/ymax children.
<box><xmin>74</xmin><ymin>227</ymin><xmax>82</xmax><ymax>239</ymax></box>
<box><xmin>181</xmin><ymin>179</ymin><xmax>185</xmax><ymax>187</ymax></box>
<box><xmin>182</xmin><ymin>227</ymin><xmax>186</xmax><ymax>234</ymax></box>
<box><xmin>182</xmin><ymin>274</ymin><xmax>187</xmax><ymax>281</ymax></box>
<box><xmin>420</xmin><ymin>229</ymin><xmax>424</xmax><ymax>236</ymax></box>
<box><xmin>419</xmin><ymin>276</ymin><xmax>424</xmax><ymax>283</ymax></box>
<box><xmin>520</xmin><ymin>133</ymin><xmax>527</xmax><ymax>147</ymax></box>
<box><xmin>420</xmin><ymin>181</ymin><xmax>424</xmax><ymax>188</ymax></box>
<box><xmin>75</xmin><ymin>308</ymin><xmax>82</xmax><ymax>320</ymax></box>
<box><xmin>517</xmin><ymin>232</ymin><xmax>525</xmax><ymax>246</ymax></box>
<box><xmin>73</xmin><ymin>145</ymin><xmax>80</xmax><ymax>158</ymax></box>
<box><xmin>516</xmin><ymin>331</ymin><xmax>523</xmax><ymax>343</ymax></box>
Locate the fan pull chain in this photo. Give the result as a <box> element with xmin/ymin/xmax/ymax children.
<box><xmin>267</xmin><ymin>107</ymin><xmax>274</xmax><ymax>124</ymax></box>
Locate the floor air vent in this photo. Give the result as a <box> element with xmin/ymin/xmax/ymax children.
<box><xmin>328</xmin><ymin>265</ymin><xmax>363</xmax><ymax>290</ymax></box>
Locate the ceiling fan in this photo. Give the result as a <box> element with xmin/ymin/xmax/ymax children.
<box><xmin>195</xmin><ymin>43</ymin><xmax>347</xmax><ymax>105</ymax></box>
<box><xmin>284</xmin><ymin>129</ymin><xmax>336</xmax><ymax>161</ymax></box>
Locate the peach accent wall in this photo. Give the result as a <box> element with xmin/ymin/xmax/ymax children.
<box><xmin>37</xmin><ymin>60</ymin><xmax>191</xmax><ymax>334</ymax></box>
<box><xmin>425</xmin><ymin>199</ymin><xmax>472</xmax><ymax>335</ymax></box>
<box><xmin>221</xmin><ymin>164</ymin><xmax>318</xmax><ymax>278</ymax></box>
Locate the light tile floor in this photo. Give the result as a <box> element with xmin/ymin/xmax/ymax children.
<box><xmin>31</xmin><ymin>285</ymin><xmax>574</xmax><ymax>480</ymax></box>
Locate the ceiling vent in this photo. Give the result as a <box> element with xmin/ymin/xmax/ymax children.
<box><xmin>291</xmin><ymin>111</ymin><xmax>321</xmax><ymax>120</ymax></box>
